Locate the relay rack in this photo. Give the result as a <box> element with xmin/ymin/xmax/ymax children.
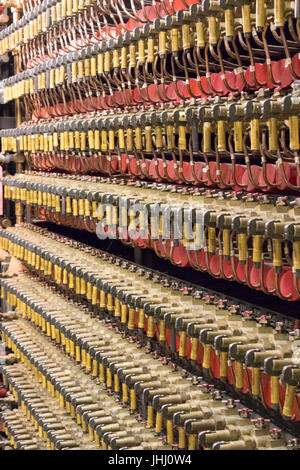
<box><xmin>0</xmin><ymin>0</ymin><xmax>300</xmax><ymax>452</ymax></box>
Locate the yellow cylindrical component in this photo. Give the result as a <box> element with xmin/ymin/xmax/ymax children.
<box><xmin>293</xmin><ymin>241</ymin><xmax>300</xmax><ymax>271</ymax></box>
<box><xmin>166</xmin><ymin>419</ymin><xmax>174</xmax><ymax>445</ymax></box>
<box><xmin>56</xmin><ymin>1</ymin><xmax>62</xmax><ymax>21</ymax></box>
<box><xmin>219</xmin><ymin>351</ymin><xmax>228</xmax><ymax>378</ymax></box>
<box><xmin>106</xmin><ymin>368</ymin><xmax>112</xmax><ymax>388</ymax></box>
<box><xmin>282</xmin><ymin>384</ymin><xmax>296</xmax><ymax>418</ymax></box>
<box><xmin>122</xmin><ymin>383</ymin><xmax>129</xmax><ymax>403</ymax></box>
<box><xmin>99</xmin><ymin>130</ymin><xmax>107</xmax><ymax>152</ymax></box>
<box><xmin>203</xmin><ymin>344</ymin><xmax>211</xmax><ymax>369</ymax></box>
<box><xmin>128</xmin><ymin>308</ymin><xmax>135</xmax><ymax>330</ymax></box>
<box><xmin>222</xmin><ymin>229</ymin><xmax>230</xmax><ymax>257</ymax></box>
<box><xmin>147</xmin><ymin>316</ymin><xmax>154</xmax><ymax>338</ymax></box>
<box><xmin>104</xmin><ymin>51</ymin><xmax>111</xmax><ymax>73</ymax></box>
<box><xmin>66</xmin><ymin>196</ymin><xmax>72</xmax><ymax>214</ymax></box>
<box><xmin>138</xmin><ymin>39</ymin><xmax>145</xmax><ymax>63</ymax></box>
<box><xmin>100</xmin><ymin>290</ymin><xmax>106</xmax><ymax>309</ymax></box>
<box><xmin>92</xmin><ymin>359</ymin><xmax>97</xmax><ymax>377</ymax></box>
<box><xmin>234</xmin><ymin>121</ymin><xmax>243</xmax><ymax>152</ymax></box>
<box><xmin>237</xmin><ymin>233</ymin><xmax>248</xmax><ymax>262</ymax></box>
<box><xmin>84</xmin><ymin>58</ymin><xmax>90</xmax><ymax>77</ymax></box>
<box><xmin>48</xmin><ymin>134</ymin><xmax>53</xmax><ymax>152</ymax></box>
<box><xmin>92</xmin><ymin>201</ymin><xmax>98</xmax><ymax>218</ymax></box>
<box><xmin>118</xmin><ymin>129</ymin><xmax>125</xmax><ymax>150</ymax></box>
<box><xmin>135</xmin><ymin>128</ymin><xmax>142</xmax><ymax>150</ymax></box>
<box><xmin>67</xmin><ymin>0</ymin><xmax>73</xmax><ymax>16</ymax></box>
<box><xmin>97</xmin><ymin>53</ymin><xmax>104</xmax><ymax>75</ymax></box>
<box><xmin>121</xmin><ymin>47</ymin><xmax>127</xmax><ymax>69</ymax></box>
<box><xmin>69</xmin><ymin>340</ymin><xmax>75</xmax><ymax>357</ymax></box>
<box><xmin>271</xmin><ymin>375</ymin><xmax>280</xmax><ymax>406</ymax></box>
<box><xmin>62</xmin><ymin>268</ymin><xmax>68</xmax><ymax>285</ymax></box>
<box><xmin>109</xmin><ymin>130</ymin><xmax>115</xmax><ymax>151</ymax></box>
<box><xmin>235</xmin><ymin>361</ymin><xmax>244</xmax><ymax>390</ymax></box>
<box><xmin>112</xmin><ymin>49</ymin><xmax>119</xmax><ymax>69</ymax></box>
<box><xmin>158</xmin><ymin>31</ymin><xmax>166</xmax><ymax>56</ymax></box>
<box><xmin>80</xmin><ymin>278</ymin><xmax>86</xmax><ymax>295</ymax></box>
<box><xmin>217</xmin><ymin>121</ymin><xmax>226</xmax><ymax>151</ymax></box>
<box><xmin>289</xmin><ymin>115</ymin><xmax>300</xmax><ymax>150</ymax></box>
<box><xmin>159</xmin><ymin>320</ymin><xmax>166</xmax><ymax>342</ymax></box>
<box><xmin>208</xmin><ymin>226</ymin><xmax>216</xmax><ymax>254</ymax></box>
<box><xmin>56</xmin><ymin>265</ymin><xmax>62</xmax><ymax>284</ymax></box>
<box><xmin>208</xmin><ymin>16</ymin><xmax>218</xmax><ymax>45</ymax></box>
<box><xmin>147</xmin><ymin>37</ymin><xmax>154</xmax><ymax>63</ymax></box>
<box><xmin>73</xmin><ymin>0</ymin><xmax>78</xmax><ymax>13</ymax></box>
<box><xmin>126</xmin><ymin>128</ymin><xmax>133</xmax><ymax>152</ymax></box>
<box><xmin>179</xmin><ymin>331</ymin><xmax>187</xmax><ymax>358</ymax></box>
<box><xmin>130</xmin><ymin>389</ymin><xmax>136</xmax><ymax>411</ymax></box>
<box><xmin>145</xmin><ymin>126</ymin><xmax>152</xmax><ymax>152</ymax></box>
<box><xmin>55</xmin><ymin>195</ymin><xmax>61</xmax><ymax>213</ymax></box>
<box><xmin>77</xmin><ymin>61</ymin><xmax>84</xmax><ymax>79</ymax></box>
<box><xmin>121</xmin><ymin>304</ymin><xmax>127</xmax><ymax>324</ymax></box>
<box><xmin>112</xmin><ymin>373</ymin><xmax>119</xmax><ymax>393</ymax></box>
<box><xmin>50</xmin><ymin>69</ymin><xmax>55</xmax><ymax>88</ymax></box>
<box><xmin>250</xmin><ymin>119</ymin><xmax>260</xmax><ymax>151</ymax></box>
<box><xmin>178</xmin><ymin>427</ymin><xmax>185</xmax><ymax>449</ymax></box>
<box><xmin>256</xmin><ymin>0</ymin><xmax>265</xmax><ymax>29</ymax></box>
<box><xmin>252</xmin><ymin>367</ymin><xmax>260</xmax><ymax>396</ymax></box>
<box><xmin>252</xmin><ymin>234</ymin><xmax>263</xmax><ymax>264</ymax></box>
<box><xmin>60</xmin><ymin>66</ymin><xmax>65</xmax><ymax>84</ymax></box>
<box><xmin>190</xmin><ymin>337</ymin><xmax>198</xmax><ymax>362</ymax></box>
<box><xmin>93</xmin><ymin>130</ymin><xmax>99</xmax><ymax>150</ymax></box>
<box><xmin>147</xmin><ymin>405</ymin><xmax>154</xmax><ymax>428</ymax></box>
<box><xmin>171</xmin><ymin>28</ymin><xmax>179</xmax><ymax>52</ymax></box>
<box><xmin>114</xmin><ymin>298</ymin><xmax>121</xmax><ymax>318</ymax></box>
<box><xmin>88</xmin><ymin>130</ymin><xmax>95</xmax><ymax>149</ymax></box>
<box><xmin>88</xmin><ymin>425</ymin><xmax>94</xmax><ymax>442</ymax></box>
<box><xmin>75</xmin><ymin>345</ymin><xmax>81</xmax><ymax>363</ymax></box>
<box><xmin>68</xmin><ymin>131</ymin><xmax>74</xmax><ymax>149</ymax></box>
<box><xmin>31</xmin><ymin>135</ymin><xmax>36</xmax><ymax>153</ymax></box>
<box><xmin>242</xmin><ymin>4</ymin><xmax>251</xmax><ymax>34</ymax></box>
<box><xmin>53</xmin><ymin>132</ymin><xmax>59</xmax><ymax>149</ymax></box>
<box><xmin>155</xmin><ymin>412</ymin><xmax>162</xmax><ymax>434</ymax></box>
<box><xmin>195</xmin><ymin>21</ymin><xmax>205</xmax><ymax>48</ymax></box>
<box><xmin>99</xmin><ymin>363</ymin><xmax>105</xmax><ymax>383</ymax></box>
<box><xmin>182</xmin><ymin>23</ymin><xmax>191</xmax><ymax>50</ymax></box>
<box><xmin>68</xmin><ymin>273</ymin><xmax>74</xmax><ymax>289</ymax></box>
<box><xmin>129</xmin><ymin>44</ymin><xmax>136</xmax><ymax>67</ymax></box>
<box><xmin>107</xmin><ymin>293</ymin><xmax>113</xmax><ymax>311</ymax></box>
<box><xmin>203</xmin><ymin>122</ymin><xmax>211</xmax><ymax>153</ymax></box>
<box><xmin>166</xmin><ymin>125</ymin><xmax>175</xmax><ymax>149</ymax></box>
<box><xmin>86</xmin><ymin>282</ymin><xmax>92</xmax><ymax>300</ymax></box>
<box><xmin>275</xmin><ymin>0</ymin><xmax>284</xmax><ymax>27</ymax></box>
<box><xmin>55</xmin><ymin>67</ymin><xmax>60</xmax><ymax>86</ymax></box>
<box><xmin>268</xmin><ymin>117</ymin><xmax>278</xmax><ymax>151</ymax></box>
<box><xmin>188</xmin><ymin>434</ymin><xmax>196</xmax><ymax>450</ymax></box>
<box><xmin>80</xmin><ymin>132</ymin><xmax>86</xmax><ymax>151</ymax></box>
<box><xmin>225</xmin><ymin>9</ymin><xmax>234</xmax><ymax>37</ymax></box>
<box><xmin>154</xmin><ymin>126</ymin><xmax>163</xmax><ymax>149</ymax></box>
<box><xmin>72</xmin><ymin>199</ymin><xmax>78</xmax><ymax>217</ymax></box>
<box><xmin>272</xmin><ymin>238</ymin><xmax>282</xmax><ymax>268</ymax></box>
<box><xmin>91</xmin><ymin>57</ymin><xmax>97</xmax><ymax>77</ymax></box>
<box><xmin>138</xmin><ymin>309</ymin><xmax>145</xmax><ymax>329</ymax></box>
<box><xmin>74</xmin><ymin>131</ymin><xmax>80</xmax><ymax>149</ymax></box>
<box><xmin>91</xmin><ymin>286</ymin><xmax>98</xmax><ymax>305</ymax></box>
<box><xmin>94</xmin><ymin>432</ymin><xmax>100</xmax><ymax>448</ymax></box>
<box><xmin>178</xmin><ymin>124</ymin><xmax>187</xmax><ymax>151</ymax></box>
